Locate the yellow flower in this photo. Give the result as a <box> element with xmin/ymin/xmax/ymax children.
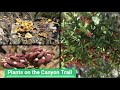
<box><xmin>27</xmin><ymin>21</ymin><xmax>33</xmax><ymax>27</ymax></box>
<box><xmin>21</xmin><ymin>21</ymin><xmax>27</xmax><ymax>26</ymax></box>
<box><xmin>25</xmin><ymin>26</ymin><xmax>32</xmax><ymax>31</ymax></box>
<box><xmin>26</xmin><ymin>27</ymin><xmax>30</xmax><ymax>31</ymax></box>
<box><xmin>14</xmin><ymin>27</ymin><xmax>20</xmax><ymax>33</ymax></box>
<box><xmin>21</xmin><ymin>21</ymin><xmax>26</xmax><ymax>27</ymax></box>
<box><xmin>22</xmin><ymin>20</ymin><xmax>33</xmax><ymax>28</ymax></box>
<box><xmin>16</xmin><ymin>18</ymin><xmax>22</xmax><ymax>25</ymax></box>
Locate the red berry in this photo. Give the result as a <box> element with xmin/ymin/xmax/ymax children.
<box><xmin>85</xmin><ymin>17</ymin><xmax>90</xmax><ymax>25</ymax></box>
<box><xmin>45</xmin><ymin>54</ymin><xmax>52</xmax><ymax>63</ymax></box>
<box><xmin>87</xmin><ymin>31</ymin><xmax>92</xmax><ymax>38</ymax></box>
<box><xmin>38</xmin><ymin>57</ymin><xmax>46</xmax><ymax>66</ymax></box>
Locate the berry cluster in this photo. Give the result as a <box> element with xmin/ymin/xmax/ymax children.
<box><xmin>0</xmin><ymin>46</ymin><xmax>53</xmax><ymax>69</ymax></box>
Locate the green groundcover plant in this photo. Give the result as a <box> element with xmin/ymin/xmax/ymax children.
<box><xmin>61</xmin><ymin>12</ymin><xmax>120</xmax><ymax>78</ymax></box>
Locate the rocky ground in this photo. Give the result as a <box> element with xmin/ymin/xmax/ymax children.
<box><xmin>0</xmin><ymin>14</ymin><xmax>60</xmax><ymax>45</ymax></box>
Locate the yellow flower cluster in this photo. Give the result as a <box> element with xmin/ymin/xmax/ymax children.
<box><xmin>15</xmin><ymin>18</ymin><xmax>33</xmax><ymax>33</ymax></box>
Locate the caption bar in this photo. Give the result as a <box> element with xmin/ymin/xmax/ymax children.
<box><xmin>4</xmin><ymin>69</ymin><xmax>76</xmax><ymax>78</ymax></box>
